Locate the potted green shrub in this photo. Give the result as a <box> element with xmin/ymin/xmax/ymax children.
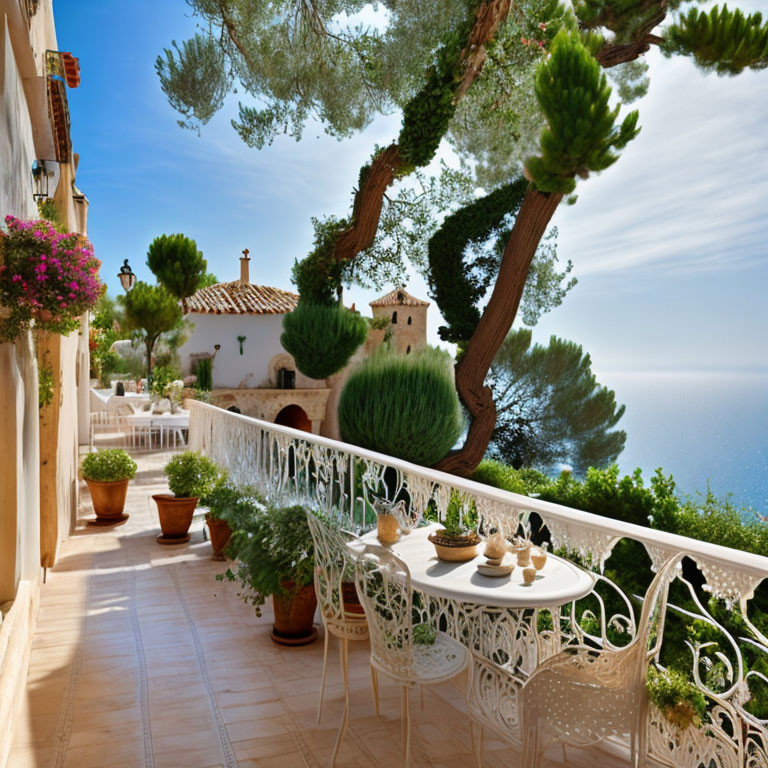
<box><xmin>647</xmin><ymin>666</ymin><xmax>707</xmax><ymax>731</ymax></box>
<box><xmin>201</xmin><ymin>477</ymin><xmax>265</xmax><ymax>560</ymax></box>
<box><xmin>153</xmin><ymin>451</ymin><xmax>219</xmax><ymax>544</ymax></box>
<box><xmin>428</xmin><ymin>490</ymin><xmax>481</xmax><ymax>561</ymax></box>
<box><xmin>81</xmin><ymin>449</ymin><xmax>138</xmax><ymax>526</ymax></box>
<box><xmin>221</xmin><ymin>503</ymin><xmax>318</xmax><ymax>645</ymax></box>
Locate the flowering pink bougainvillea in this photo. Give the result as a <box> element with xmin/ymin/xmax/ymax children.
<box><xmin>0</xmin><ymin>216</ymin><xmax>101</xmax><ymax>341</ymax></box>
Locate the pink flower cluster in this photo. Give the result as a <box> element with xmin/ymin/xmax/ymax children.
<box><xmin>0</xmin><ymin>216</ymin><xmax>101</xmax><ymax>340</ymax></box>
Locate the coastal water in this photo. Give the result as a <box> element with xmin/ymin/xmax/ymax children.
<box><xmin>601</xmin><ymin>371</ymin><xmax>768</xmax><ymax>515</ymax></box>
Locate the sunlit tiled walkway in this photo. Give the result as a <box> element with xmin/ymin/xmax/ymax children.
<box><xmin>8</xmin><ymin>451</ymin><xmax>622</xmax><ymax>768</ymax></box>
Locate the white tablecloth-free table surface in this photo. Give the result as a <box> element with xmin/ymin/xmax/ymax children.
<box><xmin>352</xmin><ymin>523</ymin><xmax>595</xmax><ymax>610</ymax></box>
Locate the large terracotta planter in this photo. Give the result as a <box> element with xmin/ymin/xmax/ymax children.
<box><xmin>85</xmin><ymin>478</ymin><xmax>130</xmax><ymax>526</ymax></box>
<box><xmin>270</xmin><ymin>581</ymin><xmax>318</xmax><ymax>646</ymax></box>
<box><xmin>152</xmin><ymin>494</ymin><xmax>198</xmax><ymax>544</ymax></box>
<box><xmin>206</xmin><ymin>515</ymin><xmax>232</xmax><ymax>561</ymax></box>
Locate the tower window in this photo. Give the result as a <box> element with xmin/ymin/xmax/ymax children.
<box><xmin>392</xmin><ymin>311</ymin><xmax>398</xmax><ymax>324</ymax></box>
<box><xmin>407</xmin><ymin>316</ymin><xmax>412</xmax><ymax>325</ymax></box>
<box><xmin>406</xmin><ymin>345</ymin><xmax>411</xmax><ymax>354</ymax></box>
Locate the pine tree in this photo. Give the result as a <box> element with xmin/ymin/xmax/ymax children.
<box><xmin>146</xmin><ymin>233</ymin><xmax>209</xmax><ymax>303</ymax></box>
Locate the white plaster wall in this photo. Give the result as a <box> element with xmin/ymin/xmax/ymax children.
<box><xmin>0</xmin><ymin>16</ymin><xmax>36</xmax><ymax>220</ymax></box>
<box><xmin>180</xmin><ymin>313</ymin><xmax>293</xmax><ymax>389</ymax></box>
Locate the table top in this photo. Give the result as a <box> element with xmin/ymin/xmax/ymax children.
<box><xmin>124</xmin><ymin>411</ymin><xmax>189</xmax><ymax>424</ymax></box>
<box><xmin>353</xmin><ymin>524</ymin><xmax>595</xmax><ymax>610</ymax></box>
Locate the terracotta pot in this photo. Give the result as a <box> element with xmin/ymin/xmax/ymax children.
<box><xmin>271</xmin><ymin>581</ymin><xmax>318</xmax><ymax>646</ymax></box>
<box><xmin>428</xmin><ymin>532</ymin><xmax>481</xmax><ymax>562</ymax></box>
<box><xmin>206</xmin><ymin>515</ymin><xmax>232</xmax><ymax>561</ymax></box>
<box><xmin>85</xmin><ymin>478</ymin><xmax>130</xmax><ymax>526</ymax></box>
<box><xmin>341</xmin><ymin>581</ymin><xmax>365</xmax><ymax>615</ymax></box>
<box><xmin>153</xmin><ymin>494</ymin><xmax>198</xmax><ymax>544</ymax></box>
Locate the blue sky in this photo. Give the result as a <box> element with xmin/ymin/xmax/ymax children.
<box><xmin>54</xmin><ymin>0</ymin><xmax>768</xmax><ymax>378</ymax></box>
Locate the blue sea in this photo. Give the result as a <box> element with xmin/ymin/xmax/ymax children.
<box><xmin>601</xmin><ymin>372</ymin><xmax>768</xmax><ymax>515</ymax></box>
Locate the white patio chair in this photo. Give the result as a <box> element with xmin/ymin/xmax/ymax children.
<box><xmin>519</xmin><ymin>554</ymin><xmax>683</xmax><ymax>768</ymax></box>
<box><xmin>354</xmin><ymin>544</ymin><xmax>470</xmax><ymax>766</ymax></box>
<box><xmin>306</xmin><ymin>514</ymin><xmax>373</xmax><ymax>766</ymax></box>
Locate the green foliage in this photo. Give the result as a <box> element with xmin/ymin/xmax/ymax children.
<box><xmin>119</xmin><ymin>281</ymin><xmax>182</xmax><ymax>380</ymax></box>
<box><xmin>156</xmin><ymin>36</ymin><xmax>229</xmax><ymax>131</ymax></box>
<box><xmin>525</xmin><ymin>28</ymin><xmax>640</xmax><ymax>194</ymax></box>
<box><xmin>202</xmin><ymin>476</ymin><xmax>265</xmax><ymax>523</ymax></box>
<box><xmin>82</xmin><ymin>449</ymin><xmax>137</xmax><ymax>483</ymax></box>
<box><xmin>38</xmin><ymin>364</ymin><xmax>54</xmax><ymax>409</ymax></box>
<box><xmin>574</xmin><ymin>0</ymin><xmax>681</xmax><ymax>44</ymax></box>
<box><xmin>195</xmin><ymin>357</ymin><xmax>213</xmax><ymax>391</ymax></box>
<box><xmin>281</xmin><ymin>302</ymin><xmax>368</xmax><ymax>380</ymax></box>
<box><xmin>146</xmin><ymin>233</ymin><xmax>208</xmax><ymax>301</ymax></box>
<box><xmin>488</xmin><ymin>329</ymin><xmax>626</xmax><ymax>474</ymax></box>
<box><xmin>441</xmin><ymin>490</ymin><xmax>478</xmax><ymax>536</ymax></box>
<box><xmin>338</xmin><ymin>346</ymin><xmax>464</xmax><ymax>467</ymax></box>
<box><xmin>398</xmin><ymin>0</ymin><xmax>480</xmax><ymax>169</ymax></box>
<box><xmin>427</xmin><ymin>178</ymin><xmax>529</xmax><ymax>343</ymax></box>
<box><xmin>292</xmin><ymin>217</ymin><xmax>350</xmax><ymax>305</ymax></box>
<box><xmin>369</xmin><ymin>315</ymin><xmax>390</xmax><ymax>331</ymax></box>
<box><xmin>36</xmin><ymin>198</ymin><xmax>66</xmax><ymax>232</ymax></box>
<box><xmin>471</xmin><ymin>459</ymin><xmax>549</xmax><ymax>495</ymax></box>
<box><xmin>164</xmin><ymin>451</ymin><xmax>220</xmax><ymax>498</ymax></box>
<box><xmin>221</xmin><ymin>504</ymin><xmax>316</xmax><ymax>616</ymax></box>
<box><xmin>150</xmin><ymin>364</ymin><xmax>181</xmax><ymax>399</ymax></box>
<box><xmin>663</xmin><ymin>6</ymin><xmax>768</xmax><ymax>75</ymax></box>
<box><xmin>413</xmin><ymin>622</ymin><xmax>437</xmax><ymax>645</ymax></box>
<box><xmin>646</xmin><ymin>666</ymin><xmax>707</xmax><ymax>730</ymax></box>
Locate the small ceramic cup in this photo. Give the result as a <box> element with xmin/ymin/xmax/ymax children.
<box><xmin>531</xmin><ymin>548</ymin><xmax>547</xmax><ymax>570</ymax></box>
<box><xmin>523</xmin><ymin>567</ymin><xmax>537</xmax><ymax>584</ymax></box>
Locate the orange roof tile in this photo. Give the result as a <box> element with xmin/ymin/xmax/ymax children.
<box><xmin>184</xmin><ymin>281</ymin><xmax>299</xmax><ymax>315</ymax></box>
<box><xmin>369</xmin><ymin>288</ymin><xmax>429</xmax><ymax>308</ymax></box>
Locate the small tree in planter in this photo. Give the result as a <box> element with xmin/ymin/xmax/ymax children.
<box><xmin>81</xmin><ymin>449</ymin><xmax>137</xmax><ymax>526</ymax></box>
<box><xmin>153</xmin><ymin>451</ymin><xmax>220</xmax><ymax>544</ymax></box>
<box><xmin>221</xmin><ymin>503</ymin><xmax>318</xmax><ymax>645</ymax></box>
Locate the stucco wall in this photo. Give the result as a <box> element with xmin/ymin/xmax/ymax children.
<box><xmin>0</xmin><ymin>16</ymin><xmax>36</xmax><ymax>220</ymax></box>
<box><xmin>180</xmin><ymin>313</ymin><xmax>319</xmax><ymax>389</ymax></box>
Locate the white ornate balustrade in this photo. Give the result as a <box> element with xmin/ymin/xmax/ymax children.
<box><xmin>188</xmin><ymin>401</ymin><xmax>768</xmax><ymax>767</ymax></box>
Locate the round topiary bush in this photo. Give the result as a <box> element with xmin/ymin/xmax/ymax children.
<box><xmin>164</xmin><ymin>451</ymin><xmax>220</xmax><ymax>499</ymax></box>
<box><xmin>338</xmin><ymin>347</ymin><xmax>464</xmax><ymax>467</ymax></box>
<box><xmin>82</xmin><ymin>449</ymin><xmax>138</xmax><ymax>483</ymax></box>
<box><xmin>281</xmin><ymin>302</ymin><xmax>368</xmax><ymax>380</ymax></box>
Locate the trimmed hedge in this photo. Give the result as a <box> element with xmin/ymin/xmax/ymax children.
<box><xmin>338</xmin><ymin>347</ymin><xmax>463</xmax><ymax>466</ymax></box>
<box><xmin>281</xmin><ymin>302</ymin><xmax>368</xmax><ymax>380</ymax></box>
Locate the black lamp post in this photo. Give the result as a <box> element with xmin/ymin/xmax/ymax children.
<box><xmin>118</xmin><ymin>259</ymin><xmax>137</xmax><ymax>292</ymax></box>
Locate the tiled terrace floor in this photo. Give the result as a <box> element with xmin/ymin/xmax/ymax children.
<box><xmin>9</xmin><ymin>450</ymin><xmax>626</xmax><ymax>768</ymax></box>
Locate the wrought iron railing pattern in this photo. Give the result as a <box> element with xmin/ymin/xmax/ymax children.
<box><xmin>189</xmin><ymin>401</ymin><xmax>768</xmax><ymax>767</ymax></box>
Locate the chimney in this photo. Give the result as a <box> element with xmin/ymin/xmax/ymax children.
<box><xmin>239</xmin><ymin>248</ymin><xmax>250</xmax><ymax>284</ymax></box>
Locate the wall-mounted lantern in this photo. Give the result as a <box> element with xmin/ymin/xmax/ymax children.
<box><xmin>117</xmin><ymin>259</ymin><xmax>137</xmax><ymax>292</ymax></box>
<box><xmin>32</xmin><ymin>160</ymin><xmax>53</xmax><ymax>201</ymax></box>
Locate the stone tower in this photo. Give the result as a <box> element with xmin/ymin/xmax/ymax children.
<box><xmin>369</xmin><ymin>287</ymin><xmax>429</xmax><ymax>355</ymax></box>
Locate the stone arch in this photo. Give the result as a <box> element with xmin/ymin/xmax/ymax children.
<box><xmin>274</xmin><ymin>404</ymin><xmax>312</xmax><ymax>432</ymax></box>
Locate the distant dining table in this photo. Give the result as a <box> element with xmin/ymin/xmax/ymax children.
<box><xmin>123</xmin><ymin>410</ymin><xmax>189</xmax><ymax>450</ymax></box>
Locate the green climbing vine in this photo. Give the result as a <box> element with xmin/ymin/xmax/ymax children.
<box><xmin>427</xmin><ymin>177</ymin><xmax>529</xmax><ymax>344</ymax></box>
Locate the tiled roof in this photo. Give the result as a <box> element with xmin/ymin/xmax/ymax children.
<box><xmin>369</xmin><ymin>288</ymin><xmax>430</xmax><ymax>308</ymax></box>
<box><xmin>184</xmin><ymin>281</ymin><xmax>299</xmax><ymax>315</ymax></box>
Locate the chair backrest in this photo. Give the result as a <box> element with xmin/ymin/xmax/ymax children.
<box><xmin>620</xmin><ymin>553</ymin><xmax>683</xmax><ymax>686</ymax></box>
<box><xmin>355</xmin><ymin>544</ymin><xmax>414</xmax><ymax>679</ymax></box>
<box><xmin>306</xmin><ymin>512</ymin><xmax>356</xmax><ymax>624</ymax></box>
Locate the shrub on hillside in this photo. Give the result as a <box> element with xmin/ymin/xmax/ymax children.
<box><xmin>338</xmin><ymin>347</ymin><xmax>463</xmax><ymax>467</ymax></box>
<box><xmin>281</xmin><ymin>302</ymin><xmax>368</xmax><ymax>380</ymax></box>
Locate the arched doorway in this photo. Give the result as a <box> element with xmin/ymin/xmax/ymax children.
<box><xmin>274</xmin><ymin>404</ymin><xmax>312</xmax><ymax>432</ymax></box>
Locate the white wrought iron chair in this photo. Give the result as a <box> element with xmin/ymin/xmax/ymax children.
<box><xmin>306</xmin><ymin>513</ymin><xmax>373</xmax><ymax>766</ymax></box>
<box><xmin>354</xmin><ymin>544</ymin><xmax>470</xmax><ymax>766</ymax></box>
<box><xmin>519</xmin><ymin>553</ymin><xmax>683</xmax><ymax>768</ymax></box>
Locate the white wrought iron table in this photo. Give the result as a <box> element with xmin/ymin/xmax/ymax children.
<box><xmin>352</xmin><ymin>524</ymin><xmax>595</xmax><ymax>609</ymax></box>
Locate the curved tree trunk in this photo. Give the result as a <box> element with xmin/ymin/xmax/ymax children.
<box><xmin>434</xmin><ymin>188</ymin><xmax>563</xmax><ymax>477</ymax></box>
<box><xmin>330</xmin><ymin>0</ymin><xmax>513</xmax><ymax>266</ymax></box>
